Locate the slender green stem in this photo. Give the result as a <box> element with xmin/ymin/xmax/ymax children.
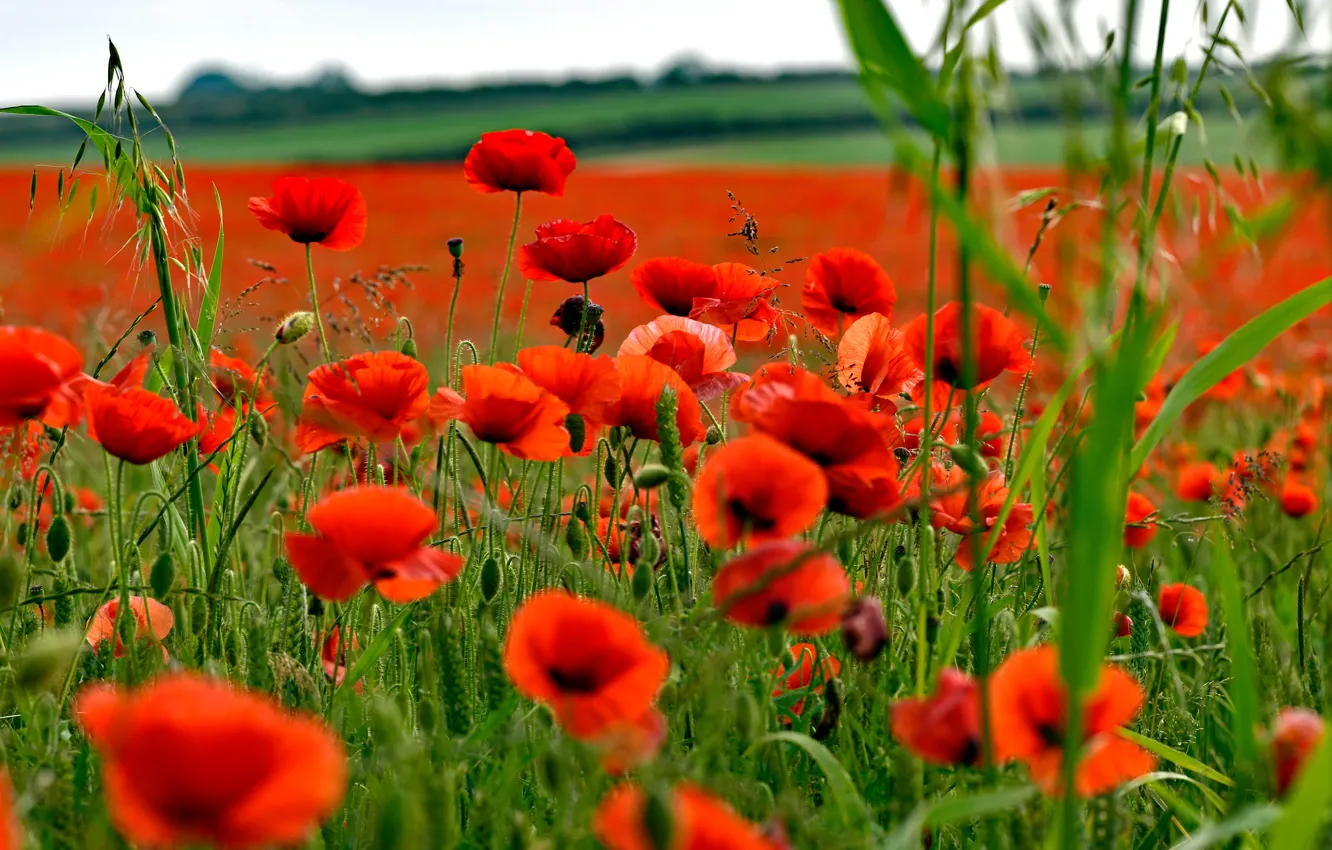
<box><xmin>305</xmin><ymin>243</ymin><xmax>332</xmax><ymax>363</ymax></box>
<box><xmin>512</xmin><ymin>277</ymin><xmax>535</xmax><ymax>357</ymax></box>
<box><xmin>445</xmin><ymin>254</ymin><xmax>465</xmax><ymax>384</ymax></box>
<box><xmin>488</xmin><ymin>192</ymin><xmax>524</xmax><ymax>364</ymax></box>
<box><xmin>915</xmin><ymin>141</ymin><xmax>944</xmax><ymax>697</ymax></box>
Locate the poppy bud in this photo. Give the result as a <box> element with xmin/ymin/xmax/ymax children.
<box><xmin>447</xmin><ymin>237</ymin><xmax>464</xmax><ymax>259</ymax></box>
<box><xmin>925</xmin><ymin>614</ymin><xmax>940</xmax><ymax>644</ymax></box>
<box><xmin>399</xmin><ymin>336</ymin><xmax>418</xmax><ymax>360</ymax></box>
<box><xmin>896</xmin><ymin>554</ymin><xmax>916</xmax><ymax>595</ymax></box>
<box><xmin>841</xmin><ymin>596</ymin><xmax>889</xmax><ymax>661</ymax></box>
<box><xmin>565</xmin><ymin>518</ymin><xmax>589</xmax><ymax>560</ymax></box>
<box><xmin>642</xmin><ymin>786</ymin><xmax>675</xmax><ymax>850</ymax></box>
<box><xmin>705</xmin><ymin>426</ymin><xmax>722</xmax><ymax>445</ymax></box>
<box><xmin>573</xmin><ymin>499</ymin><xmax>591</xmax><ymax>523</ymax></box>
<box><xmin>275</xmin><ymin>311</ymin><xmax>316</xmax><ymax>344</ymax></box>
<box><xmin>6</xmin><ymin>489</ymin><xmax>20</xmax><ymax>510</ymax></box>
<box><xmin>15</xmin><ymin>522</ymin><xmax>28</xmax><ymax>547</ymax></box>
<box><xmin>1038</xmin><ymin>283</ymin><xmax>1052</xmax><ymax>302</ymax></box>
<box><xmin>249</xmin><ymin>411</ymin><xmax>269</xmax><ymax>448</ymax></box>
<box><xmin>948</xmin><ymin>443</ymin><xmax>988</xmax><ymax>480</ymax></box>
<box><xmin>632</xmin><ymin>561</ymin><xmax>653</xmax><ymax>600</ymax></box>
<box><xmin>64</xmin><ymin>491</ymin><xmax>75</xmax><ymax>514</ymax></box>
<box><xmin>549</xmin><ymin>295</ymin><xmax>606</xmax><ymax>353</ymax></box>
<box><xmin>0</xmin><ymin>555</ymin><xmax>21</xmax><ymax>612</ymax></box>
<box><xmin>634</xmin><ymin>464</ymin><xmax>672</xmax><ymax>490</ymax></box>
<box><xmin>1113</xmin><ymin>612</ymin><xmax>1133</xmax><ymax>638</ymax></box>
<box><xmin>13</xmin><ymin>628</ymin><xmax>82</xmax><ymax>692</ymax></box>
<box><xmin>1115</xmin><ymin>564</ymin><xmax>1131</xmax><ymax>588</ymax></box>
<box><xmin>565</xmin><ymin>413</ymin><xmax>586</xmax><ymax>454</ymax></box>
<box><xmin>150</xmin><ymin>551</ymin><xmax>176</xmax><ymax>599</ymax></box>
<box><xmin>136</xmin><ymin>329</ymin><xmax>157</xmax><ymax>348</ymax></box>
<box><xmin>604</xmin><ymin>455</ymin><xmax>619</xmax><ymax>488</ymax></box>
<box><xmin>893</xmin><ymin>446</ymin><xmax>911</xmax><ymax>464</ymax></box>
<box><xmin>634</xmin><ymin>524</ymin><xmax>662</xmax><ymax>571</ymax></box>
<box><xmin>45</xmin><ymin>516</ymin><xmax>71</xmax><ymax>563</ymax></box>
<box><xmin>480</xmin><ymin>555</ymin><xmax>502</xmax><ymax>603</ymax></box>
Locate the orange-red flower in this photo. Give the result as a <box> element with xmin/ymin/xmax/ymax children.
<box><xmin>802</xmin><ymin>247</ymin><xmax>897</xmax><ymax>335</ymax></box>
<box><xmin>209</xmin><ymin>349</ymin><xmax>272</xmax><ymax>412</ymax></box>
<box><xmin>630</xmin><ymin>256</ymin><xmax>717</xmax><ymax>316</ymax></box>
<box><xmin>0</xmin><ymin>326</ymin><xmax>82</xmax><ymax>427</ymax></box>
<box><xmin>294</xmin><ymin>351</ymin><xmax>430</xmax><ymax>454</ymax></box>
<box><xmin>929</xmin><ymin>467</ymin><xmax>1034</xmax><ymax>571</ymax></box>
<box><xmin>835</xmin><ymin>313</ymin><xmax>920</xmax><ymax>406</ymax></box>
<box><xmin>1175</xmin><ymin>461</ymin><xmax>1220</xmax><ymax>503</ymax></box>
<box><xmin>85</xmin><ymin>596</ymin><xmax>174</xmax><ymax>659</ymax></box>
<box><xmin>1271</xmin><ymin>708</ymin><xmax>1324</xmax><ymax>796</ymax></box>
<box><xmin>693</xmin><ymin>435</ymin><xmax>827</xmax><ymax>548</ymax></box>
<box><xmin>430</xmin><ymin>364</ymin><xmax>570</xmax><ymax>461</ymax></box>
<box><xmin>609</xmin><ymin>355</ymin><xmax>704</xmax><ymax>446</ymax></box>
<box><xmin>618</xmin><ymin>315</ymin><xmax>748</xmax><ymax>401</ymax></box>
<box><xmin>692</xmin><ymin>263</ymin><xmax>783</xmax><ymax>342</ymax></box>
<box><xmin>891</xmin><ymin>669</ymin><xmax>981</xmax><ymax>765</ymax></box>
<box><xmin>75</xmin><ymin>673</ymin><xmax>346</xmax><ymax>849</ymax></box>
<box><xmin>0</xmin><ymin>771</ymin><xmax>19</xmax><ymax>850</ymax></box>
<box><xmin>594</xmin><ymin>783</ymin><xmax>779</xmax><ymax>850</ymax></box>
<box><xmin>247</xmin><ymin>176</ymin><xmax>367</xmax><ymax>250</ymax></box>
<box><xmin>85</xmin><ymin>386</ymin><xmax>201</xmax><ymax>465</ymax></box>
<box><xmin>1158</xmin><ymin>583</ymin><xmax>1207</xmax><ymax>637</ymax></box>
<box><xmin>903</xmin><ymin>302</ymin><xmax>1027</xmax><ymax>405</ymax></box>
<box><xmin>516</xmin><ymin>346</ymin><xmax>620</xmax><ymax>454</ymax></box>
<box><xmin>1280</xmin><ymin>476</ymin><xmax>1318</xmax><ymax>518</ymax></box>
<box><xmin>319</xmin><ymin>629</ymin><xmax>360</xmax><ymax>689</ymax></box>
<box><xmin>284</xmin><ymin>487</ymin><xmax>463</xmax><ymax>602</ymax></box>
<box><xmin>198</xmin><ymin>403</ymin><xmax>238</xmax><ymax>459</ymax></box>
<box><xmin>990</xmin><ymin>645</ymin><xmax>1154</xmax><ymax>796</ymax></box>
<box><xmin>502</xmin><ymin>590</ymin><xmax>669</xmax><ymax>739</ymax></box>
<box><xmin>464</xmin><ymin>129</ymin><xmax>576</xmax><ymax>196</ymax></box>
<box><xmin>771</xmin><ymin>643</ymin><xmax>841</xmax><ymax>720</ymax></box>
<box><xmin>1123</xmin><ymin>491</ymin><xmax>1158</xmax><ymax>549</ymax></box>
<box><xmin>712</xmin><ymin>539</ymin><xmax>849</xmax><ymax>635</ymax></box>
<box><xmin>518</xmin><ymin>215</ymin><xmax>637</xmax><ymax>283</ymax></box>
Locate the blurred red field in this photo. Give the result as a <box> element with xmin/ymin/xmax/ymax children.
<box><xmin>2</xmin><ymin>164</ymin><xmax>1329</xmax><ymax>371</ymax></box>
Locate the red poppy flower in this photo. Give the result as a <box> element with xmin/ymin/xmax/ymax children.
<box><xmin>210</xmin><ymin>349</ymin><xmax>273</xmax><ymax>413</ymax></box>
<box><xmin>502</xmin><ymin>590</ymin><xmax>669</xmax><ymax>739</ymax></box>
<box><xmin>518</xmin><ymin>215</ymin><xmax>637</xmax><ymax>284</ymax></box>
<box><xmin>929</xmin><ymin>467</ymin><xmax>1035</xmax><ymax>571</ymax></box>
<box><xmin>294</xmin><ymin>351</ymin><xmax>430</xmax><ymax>454</ymax></box>
<box><xmin>835</xmin><ymin>313</ymin><xmax>920</xmax><ymax>407</ymax></box>
<box><xmin>693</xmin><ymin>435</ymin><xmax>828</xmax><ymax>549</ymax></box>
<box><xmin>618</xmin><ymin>315</ymin><xmax>748</xmax><ymax>401</ymax></box>
<box><xmin>749</xmin><ymin>393</ymin><xmax>902</xmax><ymax>520</ymax></box>
<box><xmin>903</xmin><ymin>303</ymin><xmax>1028</xmax><ymax>405</ymax></box>
<box><xmin>608</xmin><ymin>355</ymin><xmax>704</xmax><ymax>446</ymax></box>
<box><xmin>516</xmin><ymin>346</ymin><xmax>620</xmax><ymax>454</ymax></box>
<box><xmin>197</xmin><ymin>403</ymin><xmax>238</xmax><ymax>460</ymax></box>
<box><xmin>595</xmin><ymin>708</ymin><xmax>667</xmax><ymax>776</ymax></box>
<box><xmin>990</xmin><ymin>645</ymin><xmax>1154</xmax><ymax>796</ymax></box>
<box><xmin>430</xmin><ymin>364</ymin><xmax>570</xmax><ymax>461</ymax></box>
<box><xmin>1175</xmin><ymin>462</ymin><xmax>1220</xmax><ymax>503</ymax></box>
<box><xmin>771</xmin><ymin>643</ymin><xmax>842</xmax><ymax>720</ymax></box>
<box><xmin>594</xmin><ymin>783</ymin><xmax>779</xmax><ymax>850</ymax></box>
<box><xmin>712</xmin><ymin>539</ymin><xmax>849</xmax><ymax>635</ymax></box>
<box><xmin>802</xmin><ymin>247</ymin><xmax>897</xmax><ymax>335</ymax></box>
<box><xmin>0</xmin><ymin>325</ymin><xmax>82</xmax><ymax>427</ymax></box>
<box><xmin>1158</xmin><ymin>583</ymin><xmax>1207</xmax><ymax>637</ymax></box>
<box><xmin>85</xmin><ymin>386</ymin><xmax>200</xmax><ymax>465</ymax></box>
<box><xmin>976</xmin><ymin>410</ymin><xmax>1007</xmax><ymax>458</ymax></box>
<box><xmin>85</xmin><ymin>596</ymin><xmax>174</xmax><ymax>659</ymax></box>
<box><xmin>0</xmin><ymin>771</ymin><xmax>19</xmax><ymax>850</ymax></box>
<box><xmin>1271</xmin><ymin>708</ymin><xmax>1325</xmax><ymax>796</ymax></box>
<box><xmin>1113</xmin><ymin>611</ymin><xmax>1134</xmax><ymax>638</ymax></box>
<box><xmin>691</xmin><ymin>263</ymin><xmax>783</xmax><ymax>343</ymax></box>
<box><xmin>463</xmin><ymin>129</ymin><xmax>576</xmax><ymax>196</ymax></box>
<box><xmin>1122</xmin><ymin>491</ymin><xmax>1159</xmax><ymax>549</ymax></box>
<box><xmin>284</xmin><ymin>487</ymin><xmax>463</xmax><ymax>602</ymax></box>
<box><xmin>1280</xmin><ymin>476</ymin><xmax>1318</xmax><ymax>518</ymax></box>
<box><xmin>319</xmin><ymin>629</ymin><xmax>361</xmax><ymax>689</ymax></box>
<box><xmin>729</xmin><ymin>365</ymin><xmax>835</xmax><ymax>423</ymax></box>
<box><xmin>247</xmin><ymin>176</ymin><xmax>367</xmax><ymax>250</ymax></box>
<box><xmin>630</xmin><ymin>256</ymin><xmax>717</xmax><ymax>316</ymax></box>
<box><xmin>891</xmin><ymin>669</ymin><xmax>981</xmax><ymax>765</ymax></box>
<box><xmin>75</xmin><ymin>673</ymin><xmax>346</xmax><ymax>849</ymax></box>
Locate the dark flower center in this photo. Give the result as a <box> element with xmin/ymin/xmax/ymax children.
<box><xmin>729</xmin><ymin>500</ymin><xmax>777</xmax><ymax>533</ymax></box>
<box><xmin>764</xmin><ymin>600</ymin><xmax>790</xmax><ymax>625</ymax></box>
<box><xmin>1037</xmin><ymin>722</ymin><xmax>1065</xmax><ymax>748</ymax></box>
<box><xmin>548</xmin><ymin>666</ymin><xmax>604</xmax><ymax>694</ymax></box>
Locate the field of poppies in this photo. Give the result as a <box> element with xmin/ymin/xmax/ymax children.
<box><xmin>2</xmin><ymin>2</ymin><xmax>1332</xmax><ymax>849</ymax></box>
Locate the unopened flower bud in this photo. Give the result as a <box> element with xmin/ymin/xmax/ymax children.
<box><xmin>45</xmin><ymin>516</ymin><xmax>71</xmax><ymax>563</ymax></box>
<box><xmin>1115</xmin><ymin>564</ymin><xmax>1131</xmax><ymax>588</ymax></box>
<box><xmin>1113</xmin><ymin>612</ymin><xmax>1133</xmax><ymax>638</ymax></box>
<box><xmin>1038</xmin><ymin>283</ymin><xmax>1052</xmax><ymax>302</ymax></box>
<box><xmin>480</xmin><ymin>555</ymin><xmax>502</xmax><ymax>604</ymax></box>
<box><xmin>705</xmin><ymin>426</ymin><xmax>723</xmax><ymax>446</ymax></box>
<box><xmin>136</xmin><ymin>329</ymin><xmax>157</xmax><ymax>349</ymax></box>
<box><xmin>948</xmin><ymin>443</ymin><xmax>988</xmax><ymax>480</ymax></box>
<box><xmin>275</xmin><ymin>311</ymin><xmax>316</xmax><ymax>344</ymax></box>
<box><xmin>841</xmin><ymin>596</ymin><xmax>889</xmax><ymax>661</ymax></box>
<box><xmin>893</xmin><ymin>446</ymin><xmax>911</xmax><ymax>464</ymax></box>
<box><xmin>549</xmin><ymin>295</ymin><xmax>606</xmax><ymax>353</ymax></box>
<box><xmin>400</xmin><ymin>336</ymin><xmax>418</xmax><ymax>360</ymax></box>
<box><xmin>447</xmin><ymin>237</ymin><xmax>464</xmax><ymax>259</ymax></box>
<box><xmin>633</xmin><ymin>464</ymin><xmax>673</xmax><ymax>490</ymax></box>
<box><xmin>13</xmin><ymin>628</ymin><xmax>83</xmax><ymax>692</ymax></box>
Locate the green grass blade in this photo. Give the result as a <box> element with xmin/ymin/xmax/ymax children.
<box><xmin>1169</xmin><ymin>804</ymin><xmax>1281</xmax><ymax>850</ymax></box>
<box><xmin>1210</xmin><ymin>540</ymin><xmax>1260</xmax><ymax>770</ymax></box>
<box><xmin>1131</xmin><ymin>276</ymin><xmax>1332</xmax><ymax>470</ymax></box>
<box><xmin>1267</xmin><ymin>734</ymin><xmax>1332</xmax><ymax>849</ymax></box>
<box><xmin>195</xmin><ymin>185</ymin><xmax>226</xmax><ymax>357</ymax></box>
<box><xmin>338</xmin><ymin>603</ymin><xmax>417</xmax><ymax>697</ymax></box>
<box><xmin>1117</xmin><ymin>729</ymin><xmax>1233</xmax><ymax>787</ymax></box>
<box><xmin>750</xmin><ymin>732</ymin><xmax>871</xmax><ymax>830</ymax></box>
<box><xmin>882</xmin><ymin>786</ymin><xmax>1037</xmax><ymax>850</ymax></box>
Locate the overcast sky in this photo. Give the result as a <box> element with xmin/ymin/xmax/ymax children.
<box><xmin>0</xmin><ymin>1</ymin><xmax>1322</xmax><ymax>104</ymax></box>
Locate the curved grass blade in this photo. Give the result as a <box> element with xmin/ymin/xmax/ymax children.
<box><xmin>338</xmin><ymin>602</ymin><xmax>417</xmax><ymax>697</ymax></box>
<box><xmin>1131</xmin><ymin>275</ymin><xmax>1332</xmax><ymax>470</ymax></box>
<box><xmin>1117</xmin><ymin>728</ymin><xmax>1233</xmax><ymax>786</ymax></box>
<box><xmin>882</xmin><ymin>786</ymin><xmax>1036</xmax><ymax>850</ymax></box>
<box><xmin>1169</xmin><ymin>804</ymin><xmax>1280</xmax><ymax>850</ymax></box>
<box><xmin>749</xmin><ymin>732</ymin><xmax>872</xmax><ymax>831</ymax></box>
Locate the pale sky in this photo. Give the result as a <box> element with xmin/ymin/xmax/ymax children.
<box><xmin>0</xmin><ymin>0</ymin><xmax>1321</xmax><ymax>104</ymax></box>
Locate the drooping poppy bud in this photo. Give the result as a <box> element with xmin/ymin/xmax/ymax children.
<box><xmin>841</xmin><ymin>596</ymin><xmax>889</xmax><ymax>661</ymax></box>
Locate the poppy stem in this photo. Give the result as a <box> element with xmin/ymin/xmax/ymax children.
<box><xmin>512</xmin><ymin>276</ymin><xmax>535</xmax><ymax>357</ymax></box>
<box><xmin>575</xmin><ymin>280</ymin><xmax>592</xmax><ymax>353</ymax></box>
<box><xmin>488</xmin><ymin>192</ymin><xmax>524</xmax><ymax>365</ymax></box>
<box><xmin>304</xmin><ymin>244</ymin><xmax>332</xmax><ymax>363</ymax></box>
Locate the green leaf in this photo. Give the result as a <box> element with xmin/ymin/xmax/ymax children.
<box><xmin>194</xmin><ymin>185</ymin><xmax>226</xmax><ymax>358</ymax></box>
<box><xmin>1169</xmin><ymin>804</ymin><xmax>1281</xmax><ymax>849</ymax></box>
<box><xmin>1117</xmin><ymin>728</ymin><xmax>1233</xmax><ymax>786</ymax></box>
<box><xmin>1210</xmin><ymin>540</ymin><xmax>1260</xmax><ymax>770</ymax></box>
<box><xmin>749</xmin><ymin>732</ymin><xmax>872</xmax><ymax>830</ymax></box>
<box><xmin>1267</xmin><ymin>733</ymin><xmax>1332</xmax><ymax>849</ymax></box>
<box><xmin>835</xmin><ymin>0</ymin><xmax>952</xmax><ymax>141</ymax></box>
<box><xmin>1131</xmin><ymin>276</ymin><xmax>1332</xmax><ymax>470</ymax></box>
<box><xmin>338</xmin><ymin>603</ymin><xmax>417</xmax><ymax>696</ymax></box>
<box><xmin>882</xmin><ymin>786</ymin><xmax>1037</xmax><ymax>850</ymax></box>
<box><xmin>1118</xmin><ymin>771</ymin><xmax>1227</xmax><ymax>812</ymax></box>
